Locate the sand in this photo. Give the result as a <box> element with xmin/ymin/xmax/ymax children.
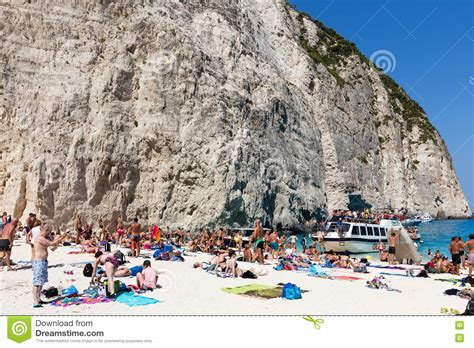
<box><xmin>0</xmin><ymin>240</ymin><xmax>471</xmax><ymax>315</ymax></box>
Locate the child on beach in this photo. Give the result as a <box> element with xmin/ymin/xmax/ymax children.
<box><xmin>136</xmin><ymin>260</ymin><xmax>158</xmax><ymax>290</ymax></box>
<box><xmin>243</xmin><ymin>244</ymin><xmax>252</xmax><ymax>262</ymax></box>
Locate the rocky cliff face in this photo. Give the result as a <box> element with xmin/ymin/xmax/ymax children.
<box><xmin>0</xmin><ymin>0</ymin><xmax>470</xmax><ymax>229</ymax></box>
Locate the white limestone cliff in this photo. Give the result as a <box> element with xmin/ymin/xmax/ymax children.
<box><xmin>0</xmin><ymin>0</ymin><xmax>470</xmax><ymax>230</ymax></box>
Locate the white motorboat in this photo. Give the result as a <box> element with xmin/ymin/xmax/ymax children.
<box><xmin>418</xmin><ymin>213</ymin><xmax>434</xmax><ymax>223</ymax></box>
<box><xmin>315</xmin><ymin>219</ymin><xmax>420</xmax><ymax>257</ymax></box>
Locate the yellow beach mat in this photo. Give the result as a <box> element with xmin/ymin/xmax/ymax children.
<box><xmin>222</xmin><ymin>284</ymin><xmax>276</xmax><ymax>294</ymax></box>
<box><xmin>222</xmin><ymin>284</ymin><xmax>284</xmax><ymax>299</ymax></box>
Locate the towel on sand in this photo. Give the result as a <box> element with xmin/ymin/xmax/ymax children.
<box><xmin>50</xmin><ymin>296</ymin><xmax>112</xmax><ymax>307</ymax></box>
<box><xmin>222</xmin><ymin>284</ymin><xmax>308</xmax><ymax>300</ymax></box>
<box><xmin>116</xmin><ymin>292</ymin><xmax>160</xmax><ymax>307</ymax></box>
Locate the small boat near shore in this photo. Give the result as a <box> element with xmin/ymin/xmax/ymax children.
<box><xmin>311</xmin><ymin>218</ymin><xmax>420</xmax><ymax>260</ymax></box>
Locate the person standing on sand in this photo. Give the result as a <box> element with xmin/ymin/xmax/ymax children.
<box><xmin>465</xmin><ymin>234</ymin><xmax>474</xmax><ymax>277</ymax></box>
<box><xmin>129</xmin><ymin>217</ymin><xmax>141</xmax><ymax>258</ymax></box>
<box><xmin>388</xmin><ymin>229</ymin><xmax>401</xmax><ymax>265</ymax></box>
<box><xmin>378</xmin><ymin>239</ymin><xmax>385</xmax><ymax>260</ymax></box>
<box><xmin>0</xmin><ymin>219</ymin><xmax>18</xmax><ymax>270</ymax></box>
<box><xmin>75</xmin><ymin>213</ymin><xmax>83</xmax><ymax>244</ymax></box>
<box><xmin>250</xmin><ymin>219</ymin><xmax>264</xmax><ymax>264</ymax></box>
<box><xmin>116</xmin><ymin>217</ymin><xmax>125</xmax><ymax>247</ymax></box>
<box><xmin>32</xmin><ymin>221</ymin><xmax>65</xmax><ymax>308</ymax></box>
<box><xmin>449</xmin><ymin>236</ymin><xmax>461</xmax><ymax>276</ymax></box>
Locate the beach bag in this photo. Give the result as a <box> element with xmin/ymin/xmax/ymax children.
<box><xmin>444</xmin><ymin>288</ymin><xmax>459</xmax><ymax>296</ymax></box>
<box><xmin>160</xmin><ymin>252</ymin><xmax>170</xmax><ymax>261</ymax></box>
<box><xmin>41</xmin><ymin>287</ymin><xmax>59</xmax><ymax>298</ymax></box>
<box><xmin>282</xmin><ymin>283</ymin><xmax>302</xmax><ymax>300</ymax></box>
<box><xmin>129</xmin><ymin>266</ymin><xmax>143</xmax><ymax>276</ymax></box>
<box><xmin>83</xmin><ymin>263</ymin><xmax>93</xmax><ymax>277</ymax></box>
<box><xmin>114</xmin><ymin>250</ymin><xmax>126</xmax><ymax>265</ymax></box>
<box><xmin>104</xmin><ymin>280</ymin><xmax>121</xmax><ymax>296</ymax></box>
<box><xmin>62</xmin><ymin>285</ymin><xmax>79</xmax><ymax>296</ymax></box>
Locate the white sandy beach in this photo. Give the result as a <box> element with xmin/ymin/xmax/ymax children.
<box><xmin>0</xmin><ymin>240</ymin><xmax>471</xmax><ymax>315</ymax></box>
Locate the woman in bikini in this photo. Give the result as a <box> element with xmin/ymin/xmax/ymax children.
<box><xmin>129</xmin><ymin>218</ymin><xmax>141</xmax><ymax>258</ymax></box>
<box><xmin>116</xmin><ymin>217</ymin><xmax>125</xmax><ymax>247</ymax></box>
<box><xmin>91</xmin><ymin>251</ymin><xmax>119</xmax><ymax>298</ymax></box>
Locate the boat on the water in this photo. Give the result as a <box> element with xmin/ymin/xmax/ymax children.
<box><xmin>418</xmin><ymin>213</ymin><xmax>434</xmax><ymax>223</ymax></box>
<box><xmin>401</xmin><ymin>217</ymin><xmax>422</xmax><ymax>227</ymax></box>
<box><xmin>311</xmin><ymin>218</ymin><xmax>420</xmax><ymax>255</ymax></box>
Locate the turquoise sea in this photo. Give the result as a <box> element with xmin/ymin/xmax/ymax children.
<box><xmin>416</xmin><ymin>219</ymin><xmax>474</xmax><ymax>259</ymax></box>
<box><xmin>296</xmin><ymin>218</ymin><xmax>474</xmax><ymax>260</ymax></box>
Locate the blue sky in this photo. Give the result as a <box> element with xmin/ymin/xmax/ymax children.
<box><xmin>289</xmin><ymin>0</ymin><xmax>474</xmax><ymax>211</ymax></box>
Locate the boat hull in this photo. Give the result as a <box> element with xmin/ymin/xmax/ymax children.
<box><xmin>322</xmin><ymin>238</ymin><xmax>387</xmax><ymax>254</ymax></box>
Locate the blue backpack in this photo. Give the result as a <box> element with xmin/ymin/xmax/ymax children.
<box><xmin>282</xmin><ymin>283</ymin><xmax>302</xmax><ymax>300</ymax></box>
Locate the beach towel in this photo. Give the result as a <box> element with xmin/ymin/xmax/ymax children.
<box><xmin>222</xmin><ymin>284</ymin><xmax>276</xmax><ymax>295</ymax></box>
<box><xmin>309</xmin><ymin>264</ymin><xmax>329</xmax><ymax>277</ymax></box>
<box><xmin>332</xmin><ymin>275</ymin><xmax>364</xmax><ymax>281</ymax></box>
<box><xmin>379</xmin><ymin>272</ymin><xmax>408</xmax><ymax>277</ymax></box>
<box><xmin>222</xmin><ymin>284</ymin><xmax>282</xmax><ymax>299</ymax></box>
<box><xmin>115</xmin><ymin>292</ymin><xmax>160</xmax><ymax>307</ymax></box>
<box><xmin>50</xmin><ymin>296</ymin><xmax>112</xmax><ymax>307</ymax></box>
<box><xmin>222</xmin><ymin>284</ymin><xmax>308</xmax><ymax>300</ymax></box>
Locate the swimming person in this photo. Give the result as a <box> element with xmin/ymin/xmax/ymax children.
<box><xmin>32</xmin><ymin>221</ymin><xmax>65</xmax><ymax>308</ymax></box>
<box><xmin>90</xmin><ymin>251</ymin><xmax>119</xmax><ymax>297</ymax></box>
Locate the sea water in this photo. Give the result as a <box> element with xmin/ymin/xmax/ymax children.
<box><xmin>295</xmin><ymin>218</ymin><xmax>474</xmax><ymax>260</ymax></box>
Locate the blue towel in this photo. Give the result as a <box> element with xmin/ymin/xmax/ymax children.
<box><xmin>116</xmin><ymin>292</ymin><xmax>160</xmax><ymax>307</ymax></box>
<box><xmin>309</xmin><ymin>264</ymin><xmax>329</xmax><ymax>276</ymax></box>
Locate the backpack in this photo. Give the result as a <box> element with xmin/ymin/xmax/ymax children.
<box><xmin>114</xmin><ymin>250</ymin><xmax>126</xmax><ymax>265</ymax></box>
<box><xmin>83</xmin><ymin>263</ymin><xmax>93</xmax><ymax>277</ymax></box>
<box><xmin>282</xmin><ymin>283</ymin><xmax>302</xmax><ymax>300</ymax></box>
